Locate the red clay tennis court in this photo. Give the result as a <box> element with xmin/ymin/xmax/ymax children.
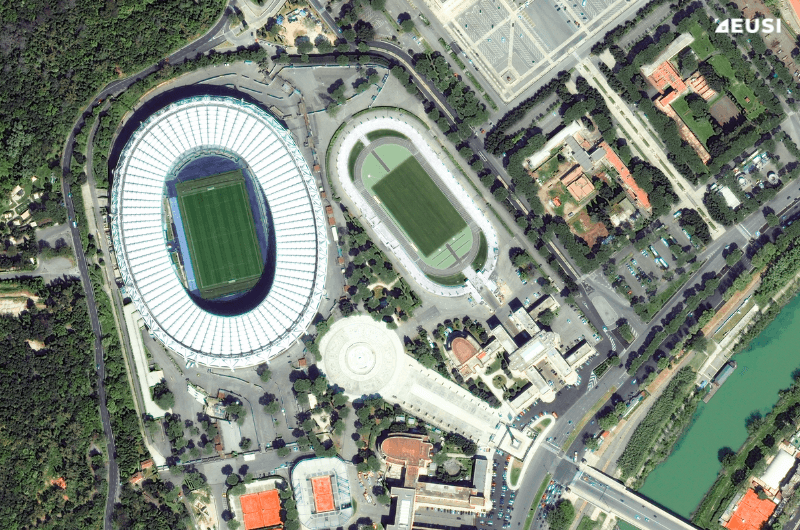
<box><xmin>240</xmin><ymin>489</ymin><xmax>282</xmax><ymax>530</ymax></box>
<box><xmin>311</xmin><ymin>475</ymin><xmax>335</xmax><ymax>513</ymax></box>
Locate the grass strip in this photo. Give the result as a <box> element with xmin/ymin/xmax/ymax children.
<box><xmin>561</xmin><ymin>386</ymin><xmax>617</xmax><ymax>452</ymax></box>
<box><xmin>524</xmin><ymin>473</ymin><xmax>552</xmax><ymax>530</ymax></box>
<box><xmin>472</xmin><ymin>232</ymin><xmax>488</xmax><ymax>271</ymax></box>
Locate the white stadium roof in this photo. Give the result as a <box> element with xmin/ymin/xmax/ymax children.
<box><xmin>110</xmin><ymin>96</ymin><xmax>327</xmax><ymax>368</ymax></box>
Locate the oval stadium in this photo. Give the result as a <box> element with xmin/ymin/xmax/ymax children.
<box><xmin>110</xmin><ymin>96</ymin><xmax>327</xmax><ymax>368</ymax></box>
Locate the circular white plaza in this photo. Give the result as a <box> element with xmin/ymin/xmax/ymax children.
<box><xmin>318</xmin><ymin>316</ymin><xmax>402</xmax><ymax>397</ymax></box>
<box><xmin>111</xmin><ymin>96</ymin><xmax>328</xmax><ymax>368</ymax></box>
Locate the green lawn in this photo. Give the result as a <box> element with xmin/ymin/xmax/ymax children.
<box><xmin>708</xmin><ymin>55</ymin><xmax>764</xmax><ymax>118</ymax></box>
<box><xmin>371</xmin><ymin>155</ymin><xmax>467</xmax><ymax>256</ymax></box>
<box><xmin>424</xmin><ymin>272</ymin><xmax>467</xmax><ymax>286</ymax></box>
<box><xmin>688</xmin><ymin>22</ymin><xmax>714</xmax><ymax>59</ymax></box>
<box><xmin>730</xmin><ymin>84</ymin><xmax>763</xmax><ymax>116</ymax></box>
<box><xmin>671</xmin><ymin>95</ymin><xmax>715</xmax><ymax>145</ymax></box>
<box><xmin>617</xmin><ymin>521</ymin><xmax>641</xmax><ymax>530</ymax></box>
<box><xmin>472</xmin><ymin>232</ymin><xmax>488</xmax><ymax>271</ymax></box>
<box><xmin>576</xmin><ymin>515</ymin><xmax>606</xmax><ymax>530</ymax></box>
<box><xmin>348</xmin><ymin>141</ymin><xmax>365</xmax><ymax>181</ymax></box>
<box><xmin>708</xmin><ymin>55</ymin><xmax>737</xmax><ymax>80</ymax></box>
<box><xmin>361</xmin><ymin>153</ymin><xmax>388</xmax><ymax>181</ymax></box>
<box><xmin>176</xmin><ymin>170</ymin><xmax>263</xmax><ymax>298</ymax></box>
<box><xmin>374</xmin><ymin>144</ymin><xmax>411</xmax><ymax>169</ymax></box>
<box><xmin>366</xmin><ymin>129</ymin><xmax>408</xmax><ymax>142</ymax></box>
<box><xmin>510</xmin><ymin>465</ymin><xmax>522</xmax><ymax>486</ymax></box>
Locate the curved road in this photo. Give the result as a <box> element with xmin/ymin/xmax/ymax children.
<box><xmin>58</xmin><ymin>5</ymin><xmax>232</xmax><ymax>529</ymax></box>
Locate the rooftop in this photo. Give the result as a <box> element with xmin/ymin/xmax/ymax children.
<box><xmin>240</xmin><ymin>489</ymin><xmax>282</xmax><ymax>530</ymax></box>
<box><xmin>762</xmin><ymin>450</ymin><xmax>796</xmax><ymax>491</ymax></box>
<box><xmin>647</xmin><ymin>60</ymin><xmax>687</xmax><ymax>94</ymax></box>
<box><xmin>599</xmin><ymin>142</ymin><xmax>651</xmax><ymax>210</ymax></box>
<box><xmin>381</xmin><ymin>435</ymin><xmax>433</xmax><ymax>469</ymax></box>
<box><xmin>724</xmin><ymin>489</ymin><xmax>776</xmax><ymax>530</ymax></box>
<box><xmin>566</xmin><ymin>175</ymin><xmax>595</xmax><ymax>202</ymax></box>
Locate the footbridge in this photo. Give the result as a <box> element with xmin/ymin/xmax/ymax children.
<box><xmin>570</xmin><ymin>466</ymin><xmax>701</xmax><ymax>530</ymax></box>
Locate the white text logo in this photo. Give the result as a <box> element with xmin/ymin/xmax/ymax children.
<box><xmin>715</xmin><ymin>18</ymin><xmax>782</xmax><ymax>33</ymax></box>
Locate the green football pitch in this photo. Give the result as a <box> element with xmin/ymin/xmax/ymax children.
<box><xmin>176</xmin><ymin>170</ymin><xmax>263</xmax><ymax>299</ymax></box>
<box><xmin>371</xmin><ymin>155</ymin><xmax>467</xmax><ymax>257</ymax></box>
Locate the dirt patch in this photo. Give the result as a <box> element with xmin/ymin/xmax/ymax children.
<box><xmin>709</xmin><ymin>95</ymin><xmax>741</xmax><ymax>126</ymax></box>
<box><xmin>0</xmin><ymin>296</ymin><xmax>30</xmax><ymax>315</ymax></box>
<box><xmin>263</xmin><ymin>3</ymin><xmax>337</xmax><ymax>48</ymax></box>
<box><xmin>570</xmin><ymin>210</ymin><xmax>608</xmax><ymax>247</ymax></box>
<box><xmin>443</xmin><ymin>459</ymin><xmax>463</xmax><ymax>475</ymax></box>
<box><xmin>191</xmin><ymin>495</ymin><xmax>218</xmax><ymax>530</ymax></box>
<box><xmin>26</xmin><ymin>339</ymin><xmax>46</xmax><ymax>351</ymax></box>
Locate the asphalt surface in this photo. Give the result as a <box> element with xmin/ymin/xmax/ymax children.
<box><xmin>571</xmin><ymin>472</ymin><xmax>684</xmax><ymax>530</ymax></box>
<box><xmin>57</xmin><ymin>6</ymin><xmax>232</xmax><ymax>529</ymax></box>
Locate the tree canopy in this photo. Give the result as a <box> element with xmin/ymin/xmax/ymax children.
<box><xmin>0</xmin><ymin>0</ymin><xmax>226</xmax><ymax>190</ymax></box>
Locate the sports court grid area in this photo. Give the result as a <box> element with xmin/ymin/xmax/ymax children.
<box><xmin>176</xmin><ymin>169</ymin><xmax>263</xmax><ymax>299</ymax></box>
<box><xmin>362</xmin><ymin>144</ymin><xmax>468</xmax><ymax>258</ymax></box>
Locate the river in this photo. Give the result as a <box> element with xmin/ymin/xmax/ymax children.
<box><xmin>638</xmin><ymin>295</ymin><xmax>800</xmax><ymax>517</ymax></box>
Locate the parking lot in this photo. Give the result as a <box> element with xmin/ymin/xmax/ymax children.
<box><xmin>448</xmin><ymin>0</ymin><xmax>629</xmax><ymax>94</ymax></box>
<box><xmin>479</xmin><ymin>455</ymin><xmax>517</xmax><ymax>530</ymax></box>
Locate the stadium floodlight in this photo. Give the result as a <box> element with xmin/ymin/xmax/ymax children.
<box><xmin>110</xmin><ymin>96</ymin><xmax>327</xmax><ymax>368</ymax></box>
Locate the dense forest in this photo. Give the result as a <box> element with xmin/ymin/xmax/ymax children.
<box><xmin>0</xmin><ymin>0</ymin><xmax>226</xmax><ymax>190</ymax></box>
<box><xmin>0</xmin><ymin>277</ymin><xmax>105</xmax><ymax>528</ymax></box>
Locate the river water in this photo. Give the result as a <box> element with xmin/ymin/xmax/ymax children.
<box><xmin>638</xmin><ymin>295</ymin><xmax>800</xmax><ymax>517</ymax></box>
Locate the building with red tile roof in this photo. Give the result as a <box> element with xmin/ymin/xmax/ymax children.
<box><xmin>560</xmin><ymin>166</ymin><xmax>595</xmax><ymax>202</ymax></box>
<box><xmin>724</xmin><ymin>489</ymin><xmax>776</xmax><ymax>530</ymax></box>
<box><xmin>381</xmin><ymin>435</ymin><xmax>433</xmax><ymax>487</ymax></box>
<box><xmin>452</xmin><ymin>337</ymin><xmax>478</xmax><ymax>365</ymax></box>
<box><xmin>240</xmin><ymin>489</ymin><xmax>282</xmax><ymax>530</ymax></box>
<box><xmin>647</xmin><ymin>60</ymin><xmax>687</xmax><ymax>95</ymax></box>
<box><xmin>567</xmin><ymin>176</ymin><xmax>595</xmax><ymax>202</ymax></box>
<box><xmin>598</xmin><ymin>142</ymin><xmax>651</xmax><ymax>211</ymax></box>
<box><xmin>687</xmin><ymin>73</ymin><xmax>716</xmax><ymax>101</ymax></box>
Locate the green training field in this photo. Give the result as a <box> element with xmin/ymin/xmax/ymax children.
<box><xmin>672</xmin><ymin>95</ymin><xmax>715</xmax><ymax>145</ymax></box>
<box><xmin>176</xmin><ymin>170</ymin><xmax>263</xmax><ymax>299</ymax></box>
<box><xmin>371</xmin><ymin>153</ymin><xmax>468</xmax><ymax>257</ymax></box>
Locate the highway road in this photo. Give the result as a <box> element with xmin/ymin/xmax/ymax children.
<box><xmin>57</xmin><ymin>5</ymin><xmax>232</xmax><ymax>528</ymax></box>
<box><xmin>571</xmin><ymin>469</ymin><xmax>697</xmax><ymax>530</ymax></box>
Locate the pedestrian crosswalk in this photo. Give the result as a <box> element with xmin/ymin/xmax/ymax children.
<box><xmin>586</xmin><ymin>371</ymin><xmax>598</xmax><ymax>392</ymax></box>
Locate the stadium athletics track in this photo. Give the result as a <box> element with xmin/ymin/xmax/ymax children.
<box><xmin>176</xmin><ymin>170</ymin><xmax>263</xmax><ymax>298</ymax></box>
<box><xmin>370</xmin><ymin>149</ymin><xmax>468</xmax><ymax>257</ymax></box>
